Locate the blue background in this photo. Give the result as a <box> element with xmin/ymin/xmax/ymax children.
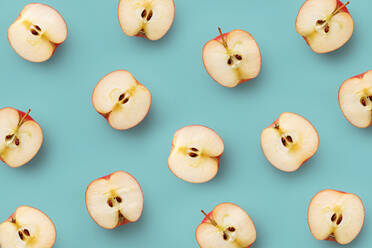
<box><xmin>0</xmin><ymin>0</ymin><xmax>371</xmax><ymax>247</ymax></box>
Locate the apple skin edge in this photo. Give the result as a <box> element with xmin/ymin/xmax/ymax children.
<box><xmin>85</xmin><ymin>171</ymin><xmax>144</xmax><ymax>229</ymax></box>
<box><xmin>260</xmin><ymin>112</ymin><xmax>319</xmax><ymax>172</ymax></box>
<box><xmin>167</xmin><ymin>125</ymin><xmax>224</xmax><ymax>184</ymax></box>
<box><xmin>338</xmin><ymin>70</ymin><xmax>372</xmax><ymax>128</ymax></box>
<box><xmin>202</xmin><ymin>30</ymin><xmax>262</xmax><ymax>88</ymax></box>
<box><xmin>307</xmin><ymin>189</ymin><xmax>365</xmax><ymax>244</ymax></box>
<box><xmin>297</xmin><ymin>0</ymin><xmax>353</xmax><ymax>54</ymax></box>
<box><xmin>195</xmin><ymin>203</ymin><xmax>255</xmax><ymax>248</ymax></box>
<box><xmin>117</xmin><ymin>0</ymin><xmax>175</xmax><ymax>41</ymax></box>
<box><xmin>7</xmin><ymin>3</ymin><xmax>68</xmax><ymax>63</ymax></box>
<box><xmin>2</xmin><ymin>206</ymin><xmax>57</xmax><ymax>247</ymax></box>
<box><xmin>0</xmin><ymin>107</ymin><xmax>43</xmax><ymax>168</ymax></box>
<box><xmin>92</xmin><ymin>70</ymin><xmax>152</xmax><ymax>131</ymax></box>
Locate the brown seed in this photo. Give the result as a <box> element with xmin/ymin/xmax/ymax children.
<box><xmin>19</xmin><ymin>231</ymin><xmax>24</xmax><ymax>240</ymax></box>
<box><xmin>235</xmin><ymin>54</ymin><xmax>242</xmax><ymax>60</ymax></box>
<box><xmin>227</xmin><ymin>58</ymin><xmax>232</xmax><ymax>65</ymax></box>
<box><xmin>191</xmin><ymin>147</ymin><xmax>199</xmax><ymax>152</ymax></box>
<box><xmin>119</xmin><ymin>93</ymin><xmax>125</xmax><ymax>101</ymax></box>
<box><xmin>369</xmin><ymin>96</ymin><xmax>372</xmax><ymax>101</ymax></box>
<box><xmin>35</xmin><ymin>25</ymin><xmax>41</xmax><ymax>31</ymax></box>
<box><xmin>107</xmin><ymin>199</ymin><xmax>113</xmax><ymax>207</ymax></box>
<box><xmin>147</xmin><ymin>11</ymin><xmax>153</xmax><ymax>21</ymax></box>
<box><xmin>317</xmin><ymin>20</ymin><xmax>325</xmax><ymax>25</ymax></box>
<box><xmin>227</xmin><ymin>227</ymin><xmax>235</xmax><ymax>232</ymax></box>
<box><xmin>23</xmin><ymin>229</ymin><xmax>30</xmax><ymax>236</ymax></box>
<box><xmin>286</xmin><ymin>136</ymin><xmax>293</xmax><ymax>143</ymax></box>
<box><xmin>189</xmin><ymin>152</ymin><xmax>198</xmax><ymax>158</ymax></box>
<box><xmin>116</xmin><ymin>196</ymin><xmax>122</xmax><ymax>203</ymax></box>
<box><xmin>324</xmin><ymin>24</ymin><xmax>330</xmax><ymax>33</ymax></box>
<box><xmin>361</xmin><ymin>98</ymin><xmax>366</xmax><ymax>106</ymax></box>
<box><xmin>223</xmin><ymin>233</ymin><xmax>228</xmax><ymax>240</ymax></box>
<box><xmin>336</xmin><ymin>215</ymin><xmax>343</xmax><ymax>225</ymax></box>
<box><xmin>5</xmin><ymin>134</ymin><xmax>13</xmax><ymax>140</ymax></box>
<box><xmin>141</xmin><ymin>9</ymin><xmax>147</xmax><ymax>18</ymax></box>
<box><xmin>123</xmin><ymin>98</ymin><xmax>129</xmax><ymax>104</ymax></box>
<box><xmin>15</xmin><ymin>138</ymin><xmax>20</xmax><ymax>146</ymax></box>
<box><xmin>281</xmin><ymin>137</ymin><xmax>287</xmax><ymax>146</ymax></box>
<box><xmin>30</xmin><ymin>29</ymin><xmax>38</xmax><ymax>35</ymax></box>
<box><xmin>331</xmin><ymin>213</ymin><xmax>336</xmax><ymax>222</ymax></box>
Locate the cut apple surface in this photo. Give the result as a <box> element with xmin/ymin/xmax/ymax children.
<box><xmin>196</xmin><ymin>203</ymin><xmax>256</xmax><ymax>248</ymax></box>
<box><xmin>203</xmin><ymin>28</ymin><xmax>261</xmax><ymax>87</ymax></box>
<box><xmin>8</xmin><ymin>3</ymin><xmax>67</xmax><ymax>62</ymax></box>
<box><xmin>308</xmin><ymin>189</ymin><xmax>364</xmax><ymax>245</ymax></box>
<box><xmin>0</xmin><ymin>108</ymin><xmax>43</xmax><ymax>168</ymax></box>
<box><xmin>339</xmin><ymin>70</ymin><xmax>372</xmax><ymax>128</ymax></box>
<box><xmin>118</xmin><ymin>0</ymin><xmax>175</xmax><ymax>40</ymax></box>
<box><xmin>92</xmin><ymin>70</ymin><xmax>151</xmax><ymax>130</ymax></box>
<box><xmin>168</xmin><ymin>125</ymin><xmax>224</xmax><ymax>183</ymax></box>
<box><xmin>85</xmin><ymin>171</ymin><xmax>144</xmax><ymax>229</ymax></box>
<box><xmin>296</xmin><ymin>0</ymin><xmax>354</xmax><ymax>53</ymax></box>
<box><xmin>0</xmin><ymin>206</ymin><xmax>56</xmax><ymax>248</ymax></box>
<box><xmin>261</xmin><ymin>112</ymin><xmax>319</xmax><ymax>172</ymax></box>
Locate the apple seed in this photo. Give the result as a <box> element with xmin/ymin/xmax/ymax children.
<box><xmin>360</xmin><ymin>97</ymin><xmax>366</xmax><ymax>106</ymax></box>
<box><xmin>189</xmin><ymin>152</ymin><xmax>198</xmax><ymax>158</ymax></box>
<box><xmin>115</xmin><ymin>196</ymin><xmax>122</xmax><ymax>203</ymax></box>
<box><xmin>281</xmin><ymin>137</ymin><xmax>287</xmax><ymax>146</ymax></box>
<box><xmin>227</xmin><ymin>227</ymin><xmax>235</xmax><ymax>232</ymax></box>
<box><xmin>191</xmin><ymin>147</ymin><xmax>199</xmax><ymax>152</ymax></box>
<box><xmin>141</xmin><ymin>9</ymin><xmax>147</xmax><ymax>18</ymax></box>
<box><xmin>336</xmin><ymin>215</ymin><xmax>343</xmax><ymax>225</ymax></box>
<box><xmin>119</xmin><ymin>93</ymin><xmax>125</xmax><ymax>101</ymax></box>
<box><xmin>223</xmin><ymin>233</ymin><xmax>228</xmax><ymax>240</ymax></box>
<box><xmin>227</xmin><ymin>58</ymin><xmax>232</xmax><ymax>65</ymax></box>
<box><xmin>235</xmin><ymin>54</ymin><xmax>242</xmax><ymax>60</ymax></box>
<box><xmin>30</xmin><ymin>29</ymin><xmax>38</xmax><ymax>35</ymax></box>
<box><xmin>331</xmin><ymin>213</ymin><xmax>336</xmax><ymax>222</ymax></box>
<box><xmin>35</xmin><ymin>25</ymin><xmax>41</xmax><ymax>31</ymax></box>
<box><xmin>316</xmin><ymin>20</ymin><xmax>325</xmax><ymax>25</ymax></box>
<box><xmin>15</xmin><ymin>137</ymin><xmax>20</xmax><ymax>146</ymax></box>
<box><xmin>286</xmin><ymin>136</ymin><xmax>293</xmax><ymax>143</ymax></box>
<box><xmin>23</xmin><ymin>229</ymin><xmax>30</xmax><ymax>236</ymax></box>
<box><xmin>324</xmin><ymin>24</ymin><xmax>330</xmax><ymax>33</ymax></box>
<box><xmin>18</xmin><ymin>231</ymin><xmax>24</xmax><ymax>240</ymax></box>
<box><xmin>107</xmin><ymin>199</ymin><xmax>113</xmax><ymax>208</ymax></box>
<box><xmin>147</xmin><ymin>11</ymin><xmax>153</xmax><ymax>21</ymax></box>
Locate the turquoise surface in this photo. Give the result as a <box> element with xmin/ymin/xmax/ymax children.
<box><xmin>0</xmin><ymin>0</ymin><xmax>371</xmax><ymax>247</ymax></box>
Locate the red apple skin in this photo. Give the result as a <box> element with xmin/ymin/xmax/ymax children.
<box><xmin>7</xmin><ymin>3</ymin><xmax>68</xmax><ymax>63</ymax></box>
<box><xmin>195</xmin><ymin>203</ymin><xmax>256</xmax><ymax>248</ymax></box>
<box><xmin>0</xmin><ymin>107</ymin><xmax>43</xmax><ymax>168</ymax></box>
<box><xmin>85</xmin><ymin>171</ymin><xmax>144</xmax><ymax>229</ymax></box>
<box><xmin>117</xmin><ymin>0</ymin><xmax>175</xmax><ymax>40</ymax></box>
<box><xmin>296</xmin><ymin>0</ymin><xmax>353</xmax><ymax>54</ymax></box>
<box><xmin>92</xmin><ymin>70</ymin><xmax>152</xmax><ymax>131</ymax></box>
<box><xmin>168</xmin><ymin>125</ymin><xmax>224</xmax><ymax>184</ymax></box>
<box><xmin>338</xmin><ymin>70</ymin><xmax>372</xmax><ymax>128</ymax></box>
<box><xmin>260</xmin><ymin>112</ymin><xmax>319</xmax><ymax>172</ymax></box>
<box><xmin>307</xmin><ymin>189</ymin><xmax>365</xmax><ymax>244</ymax></box>
<box><xmin>2</xmin><ymin>206</ymin><xmax>57</xmax><ymax>247</ymax></box>
<box><xmin>202</xmin><ymin>30</ymin><xmax>262</xmax><ymax>88</ymax></box>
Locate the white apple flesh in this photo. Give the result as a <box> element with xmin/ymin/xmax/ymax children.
<box><xmin>0</xmin><ymin>108</ymin><xmax>43</xmax><ymax>168</ymax></box>
<box><xmin>261</xmin><ymin>112</ymin><xmax>319</xmax><ymax>172</ymax></box>
<box><xmin>118</xmin><ymin>0</ymin><xmax>175</xmax><ymax>41</ymax></box>
<box><xmin>8</xmin><ymin>3</ymin><xmax>67</xmax><ymax>62</ymax></box>
<box><xmin>339</xmin><ymin>70</ymin><xmax>372</xmax><ymax>128</ymax></box>
<box><xmin>296</xmin><ymin>0</ymin><xmax>353</xmax><ymax>54</ymax></box>
<box><xmin>0</xmin><ymin>206</ymin><xmax>56</xmax><ymax>248</ymax></box>
<box><xmin>85</xmin><ymin>171</ymin><xmax>144</xmax><ymax>229</ymax></box>
<box><xmin>92</xmin><ymin>70</ymin><xmax>151</xmax><ymax>130</ymax></box>
<box><xmin>308</xmin><ymin>189</ymin><xmax>365</xmax><ymax>245</ymax></box>
<box><xmin>196</xmin><ymin>203</ymin><xmax>256</xmax><ymax>248</ymax></box>
<box><xmin>168</xmin><ymin>125</ymin><xmax>224</xmax><ymax>183</ymax></box>
<box><xmin>203</xmin><ymin>28</ymin><xmax>261</xmax><ymax>88</ymax></box>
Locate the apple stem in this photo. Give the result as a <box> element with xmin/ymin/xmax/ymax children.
<box><xmin>332</xmin><ymin>1</ymin><xmax>350</xmax><ymax>16</ymax></box>
<box><xmin>218</xmin><ymin>27</ymin><xmax>228</xmax><ymax>49</ymax></box>
<box><xmin>17</xmin><ymin>109</ymin><xmax>31</xmax><ymax>129</ymax></box>
<box><xmin>201</xmin><ymin>210</ymin><xmax>218</xmax><ymax>226</ymax></box>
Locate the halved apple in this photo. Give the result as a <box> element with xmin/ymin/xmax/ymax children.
<box><xmin>168</xmin><ymin>125</ymin><xmax>224</xmax><ymax>183</ymax></box>
<box><xmin>261</xmin><ymin>112</ymin><xmax>319</xmax><ymax>172</ymax></box>
<box><xmin>203</xmin><ymin>28</ymin><xmax>261</xmax><ymax>88</ymax></box>
<box><xmin>308</xmin><ymin>189</ymin><xmax>365</xmax><ymax>245</ymax></box>
<box><xmin>8</xmin><ymin>3</ymin><xmax>67</xmax><ymax>62</ymax></box>
<box><xmin>92</xmin><ymin>70</ymin><xmax>151</xmax><ymax>130</ymax></box>
<box><xmin>196</xmin><ymin>203</ymin><xmax>256</xmax><ymax>248</ymax></box>
<box><xmin>0</xmin><ymin>108</ymin><xmax>43</xmax><ymax>168</ymax></box>
<box><xmin>118</xmin><ymin>0</ymin><xmax>175</xmax><ymax>41</ymax></box>
<box><xmin>0</xmin><ymin>206</ymin><xmax>56</xmax><ymax>248</ymax></box>
<box><xmin>339</xmin><ymin>70</ymin><xmax>372</xmax><ymax>128</ymax></box>
<box><xmin>296</xmin><ymin>0</ymin><xmax>353</xmax><ymax>54</ymax></box>
<box><xmin>85</xmin><ymin>171</ymin><xmax>144</xmax><ymax>229</ymax></box>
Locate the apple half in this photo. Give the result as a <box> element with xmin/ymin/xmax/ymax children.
<box><xmin>0</xmin><ymin>108</ymin><xmax>43</xmax><ymax>168</ymax></box>
<box><xmin>203</xmin><ymin>28</ymin><xmax>261</xmax><ymax>88</ymax></box>
<box><xmin>85</xmin><ymin>171</ymin><xmax>144</xmax><ymax>229</ymax></box>
<box><xmin>339</xmin><ymin>70</ymin><xmax>372</xmax><ymax>128</ymax></box>
<box><xmin>92</xmin><ymin>70</ymin><xmax>151</xmax><ymax>130</ymax></box>
<box><xmin>261</xmin><ymin>112</ymin><xmax>319</xmax><ymax>172</ymax></box>
<box><xmin>168</xmin><ymin>125</ymin><xmax>224</xmax><ymax>183</ymax></box>
<box><xmin>8</xmin><ymin>3</ymin><xmax>67</xmax><ymax>62</ymax></box>
<box><xmin>308</xmin><ymin>189</ymin><xmax>365</xmax><ymax>245</ymax></box>
<box><xmin>118</xmin><ymin>0</ymin><xmax>175</xmax><ymax>41</ymax></box>
<box><xmin>0</xmin><ymin>206</ymin><xmax>56</xmax><ymax>248</ymax></box>
<box><xmin>296</xmin><ymin>0</ymin><xmax>354</xmax><ymax>54</ymax></box>
<box><xmin>196</xmin><ymin>203</ymin><xmax>256</xmax><ymax>248</ymax></box>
